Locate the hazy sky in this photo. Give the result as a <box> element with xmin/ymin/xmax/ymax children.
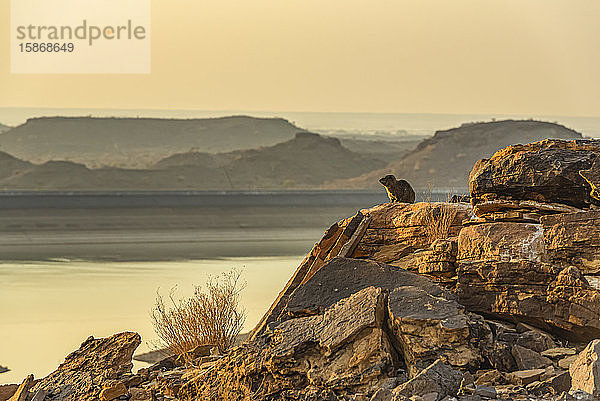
<box><xmin>1</xmin><ymin>0</ymin><xmax>599</xmax><ymax>116</ymax></box>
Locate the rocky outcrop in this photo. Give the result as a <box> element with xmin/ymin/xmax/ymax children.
<box><xmin>9</xmin><ymin>137</ymin><xmax>600</xmax><ymax>401</ymax></box>
<box><xmin>180</xmin><ymin>257</ymin><xmax>489</xmax><ymax>399</ymax></box>
<box><xmin>30</xmin><ymin>332</ymin><xmax>140</xmax><ymax>401</ymax></box>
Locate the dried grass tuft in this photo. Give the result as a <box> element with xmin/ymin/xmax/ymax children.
<box><xmin>151</xmin><ymin>268</ymin><xmax>246</xmax><ymax>358</ymax></box>
<box><xmin>423</xmin><ymin>201</ymin><xmax>458</xmax><ymax>242</ymax></box>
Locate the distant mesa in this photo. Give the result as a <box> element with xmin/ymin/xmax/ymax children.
<box><xmin>0</xmin><ymin>115</ymin><xmax>305</xmax><ymax>168</ymax></box>
<box><xmin>325</xmin><ymin>120</ymin><xmax>583</xmax><ymax>191</ymax></box>
<box><xmin>0</xmin><ymin>131</ymin><xmax>386</xmax><ymax>190</ymax></box>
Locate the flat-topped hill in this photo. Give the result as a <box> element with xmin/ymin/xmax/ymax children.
<box><xmin>0</xmin><ymin>116</ymin><xmax>305</xmax><ymax>168</ymax></box>
<box><xmin>0</xmin><ymin>132</ymin><xmax>386</xmax><ymax>190</ymax></box>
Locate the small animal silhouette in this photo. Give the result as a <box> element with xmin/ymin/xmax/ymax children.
<box><xmin>379</xmin><ymin>175</ymin><xmax>416</xmax><ymax>203</ymax></box>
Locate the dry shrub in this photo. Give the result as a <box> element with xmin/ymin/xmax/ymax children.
<box><xmin>423</xmin><ymin>202</ymin><xmax>458</xmax><ymax>242</ymax></box>
<box><xmin>151</xmin><ymin>268</ymin><xmax>246</xmax><ymax>357</ymax></box>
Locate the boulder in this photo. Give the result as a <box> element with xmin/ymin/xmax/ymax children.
<box><xmin>387</xmin><ymin>286</ymin><xmax>485</xmax><ymax>375</ymax></box>
<box><xmin>542</xmin><ymin>371</ymin><xmax>572</xmax><ymax>395</ymax></box>
<box><xmin>512</xmin><ymin>330</ymin><xmax>558</xmax><ymax>353</ymax></box>
<box><xmin>560</xmin><ymin>355</ymin><xmax>580</xmax><ymax>370</ymax></box>
<box><xmin>469</xmin><ymin>139</ymin><xmax>600</xmax><ymax>210</ymax></box>
<box><xmin>511</xmin><ymin>345</ymin><xmax>553</xmax><ymax>370</ymax></box>
<box><xmin>391</xmin><ymin>360</ymin><xmax>462</xmax><ymax>401</ymax></box>
<box><xmin>569</xmin><ymin>340</ymin><xmax>600</xmax><ymax>397</ymax></box>
<box><xmin>31</xmin><ymin>332</ymin><xmax>141</xmax><ymax>401</ymax></box>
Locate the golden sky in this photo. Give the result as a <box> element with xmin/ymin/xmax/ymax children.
<box><xmin>1</xmin><ymin>0</ymin><xmax>599</xmax><ymax>116</ymax></box>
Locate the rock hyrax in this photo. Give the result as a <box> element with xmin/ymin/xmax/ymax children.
<box><xmin>379</xmin><ymin>175</ymin><xmax>416</xmax><ymax>203</ymax></box>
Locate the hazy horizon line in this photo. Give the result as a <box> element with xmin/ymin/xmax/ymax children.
<box><xmin>2</xmin><ymin>106</ymin><xmax>600</xmax><ymax>120</ymax></box>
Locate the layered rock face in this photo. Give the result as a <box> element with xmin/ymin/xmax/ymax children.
<box><xmin>457</xmin><ymin>139</ymin><xmax>600</xmax><ymax>343</ymax></box>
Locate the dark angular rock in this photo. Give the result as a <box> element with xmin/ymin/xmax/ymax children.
<box><xmin>285</xmin><ymin>257</ymin><xmax>444</xmax><ymax>317</ymax></box>
<box><xmin>283</xmin><ymin>257</ymin><xmax>487</xmax><ymax>376</ymax></box>
<box><xmin>511</xmin><ymin>345</ymin><xmax>553</xmax><ymax>370</ymax></box>
<box><xmin>513</xmin><ymin>330</ymin><xmax>558</xmax><ymax>353</ymax></box>
<box><xmin>469</xmin><ymin>139</ymin><xmax>600</xmax><ymax>209</ymax></box>
<box><xmin>545</xmin><ymin>371</ymin><xmax>572</xmax><ymax>395</ymax></box>
<box><xmin>473</xmin><ymin>385</ymin><xmax>496</xmax><ymax>398</ymax></box>
<box><xmin>485</xmin><ymin>341</ymin><xmax>517</xmax><ymax>372</ymax></box>
<box><xmin>392</xmin><ymin>360</ymin><xmax>463</xmax><ymax>401</ymax></box>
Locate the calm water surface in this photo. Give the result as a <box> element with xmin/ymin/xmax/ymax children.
<box><xmin>0</xmin><ymin>256</ymin><xmax>301</xmax><ymax>384</ymax></box>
